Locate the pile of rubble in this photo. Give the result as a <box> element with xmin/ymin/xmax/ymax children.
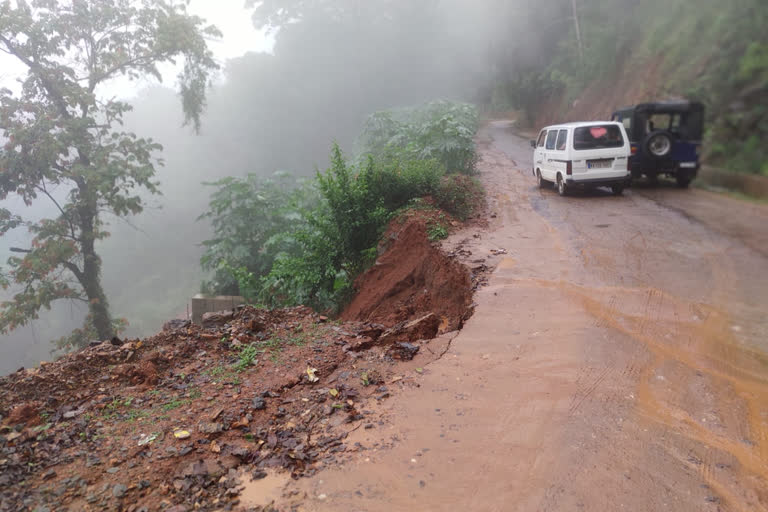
<box><xmin>0</xmin><ymin>306</ymin><xmax>454</xmax><ymax>511</ymax></box>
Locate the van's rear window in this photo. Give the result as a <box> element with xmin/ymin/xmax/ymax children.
<box><xmin>573</xmin><ymin>125</ymin><xmax>624</xmax><ymax>150</ymax></box>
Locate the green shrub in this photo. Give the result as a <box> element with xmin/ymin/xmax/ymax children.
<box><xmin>201</xmin><ymin>101</ymin><xmax>483</xmax><ymax>312</ymax></box>
<box><xmin>234</xmin><ymin>343</ymin><xmax>259</xmax><ymax>372</ymax></box>
<box><xmin>435</xmin><ymin>174</ymin><xmax>485</xmax><ymax>221</ymax></box>
<box><xmin>360</xmin><ymin>100</ymin><xmax>479</xmax><ymax>174</ymax></box>
<box><xmin>427</xmin><ymin>222</ymin><xmax>449</xmax><ymax>241</ymax></box>
<box><xmin>199</xmin><ymin>172</ymin><xmax>316</xmax><ymax>296</ymax></box>
<box><xmin>365</xmin><ymin>157</ymin><xmax>445</xmax><ymax>211</ymax></box>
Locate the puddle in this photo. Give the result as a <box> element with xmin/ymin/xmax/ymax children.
<box><xmin>239</xmin><ymin>470</ymin><xmax>291</xmax><ymax>508</ymax></box>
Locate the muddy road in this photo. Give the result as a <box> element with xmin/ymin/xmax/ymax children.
<box><xmin>277</xmin><ymin>121</ymin><xmax>768</xmax><ymax>511</ymax></box>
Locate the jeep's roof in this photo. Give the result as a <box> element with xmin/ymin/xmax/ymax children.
<box><xmin>614</xmin><ymin>100</ymin><xmax>705</xmax><ymax>113</ymax></box>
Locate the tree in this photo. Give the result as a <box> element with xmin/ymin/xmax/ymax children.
<box><xmin>0</xmin><ymin>0</ymin><xmax>219</xmax><ymax>347</ymax></box>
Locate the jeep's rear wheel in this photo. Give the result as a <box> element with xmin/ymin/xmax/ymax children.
<box><xmin>557</xmin><ymin>174</ymin><xmax>568</xmax><ymax>196</ymax></box>
<box><xmin>646</xmin><ymin>172</ymin><xmax>659</xmax><ymax>186</ymax></box>
<box><xmin>676</xmin><ymin>175</ymin><xmax>691</xmax><ymax>188</ymax></box>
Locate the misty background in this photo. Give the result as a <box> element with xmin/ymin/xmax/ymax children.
<box><xmin>0</xmin><ymin>0</ymin><xmax>500</xmax><ymax>374</ymax></box>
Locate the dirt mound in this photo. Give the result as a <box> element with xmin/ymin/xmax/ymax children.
<box><xmin>342</xmin><ymin>214</ymin><xmax>473</xmax><ymax>333</ymax></box>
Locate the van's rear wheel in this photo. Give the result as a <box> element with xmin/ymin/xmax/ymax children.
<box><xmin>557</xmin><ymin>175</ymin><xmax>568</xmax><ymax>196</ymax></box>
<box><xmin>537</xmin><ymin>170</ymin><xmax>546</xmax><ymax>189</ymax></box>
<box><xmin>611</xmin><ymin>185</ymin><xmax>624</xmax><ymax>196</ymax></box>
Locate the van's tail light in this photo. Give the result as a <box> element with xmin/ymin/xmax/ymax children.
<box><xmin>627</xmin><ymin>158</ymin><xmax>632</xmax><ymax>172</ymax></box>
<box><xmin>566</xmin><ymin>160</ymin><xmax>573</xmax><ymax>176</ymax></box>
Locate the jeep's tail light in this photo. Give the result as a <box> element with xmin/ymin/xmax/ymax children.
<box><xmin>566</xmin><ymin>160</ymin><xmax>573</xmax><ymax>176</ymax></box>
<box><xmin>631</xmin><ymin>145</ymin><xmax>638</xmax><ymax>155</ymax></box>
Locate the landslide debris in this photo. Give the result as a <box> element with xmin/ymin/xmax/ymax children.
<box><xmin>0</xmin><ymin>213</ymin><xmax>478</xmax><ymax>512</ymax></box>
<box><xmin>342</xmin><ymin>212</ymin><xmax>473</xmax><ymax>333</ymax></box>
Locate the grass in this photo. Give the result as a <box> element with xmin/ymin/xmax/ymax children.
<box><xmin>693</xmin><ymin>182</ymin><xmax>768</xmax><ymax>205</ymax></box>
<box><xmin>102</xmin><ymin>397</ymin><xmax>135</xmax><ymax>419</ymax></box>
<box><xmin>251</xmin><ymin>323</ymin><xmax>325</xmax><ymax>363</ymax></box>
<box><xmin>125</xmin><ymin>409</ymin><xmax>151</xmax><ymax>422</ymax></box>
<box><xmin>427</xmin><ymin>222</ymin><xmax>449</xmax><ymax>241</ymax></box>
<box><xmin>207</xmin><ymin>365</ymin><xmax>226</xmax><ymax>377</ymax></box>
<box><xmin>161</xmin><ymin>398</ymin><xmax>190</xmax><ymax>412</ymax></box>
<box><xmin>234</xmin><ymin>343</ymin><xmax>259</xmax><ymax>372</ymax></box>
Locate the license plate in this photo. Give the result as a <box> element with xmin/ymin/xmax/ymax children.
<box><xmin>588</xmin><ymin>159</ymin><xmax>613</xmax><ymax>169</ymax></box>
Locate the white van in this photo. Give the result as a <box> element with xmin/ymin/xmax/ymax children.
<box><xmin>530</xmin><ymin>121</ymin><xmax>631</xmax><ymax>196</ymax></box>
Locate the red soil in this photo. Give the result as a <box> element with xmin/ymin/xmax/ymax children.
<box><xmin>342</xmin><ymin>213</ymin><xmax>473</xmax><ymax>333</ymax></box>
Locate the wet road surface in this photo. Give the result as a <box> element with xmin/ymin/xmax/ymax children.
<box><xmin>280</xmin><ymin>121</ymin><xmax>768</xmax><ymax>511</ymax></box>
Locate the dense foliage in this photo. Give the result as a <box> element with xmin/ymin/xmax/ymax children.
<box><xmin>199</xmin><ymin>172</ymin><xmax>316</xmax><ymax>296</ymax></box>
<box><xmin>0</xmin><ymin>0</ymin><xmax>218</xmax><ymax>348</ymax></box>
<box><xmin>200</xmin><ymin>101</ymin><xmax>482</xmax><ymax>311</ymax></box>
<box><xmin>359</xmin><ymin>101</ymin><xmax>479</xmax><ymax>175</ymax></box>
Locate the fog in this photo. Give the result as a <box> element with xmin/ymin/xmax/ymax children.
<box><xmin>0</xmin><ymin>0</ymin><xmax>512</xmax><ymax>374</ymax></box>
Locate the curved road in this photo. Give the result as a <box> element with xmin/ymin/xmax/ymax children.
<box><xmin>281</xmin><ymin>121</ymin><xmax>768</xmax><ymax>511</ymax></box>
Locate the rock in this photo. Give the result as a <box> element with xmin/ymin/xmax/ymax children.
<box><xmin>247</xmin><ymin>317</ymin><xmax>266</xmax><ymax>333</ymax></box>
<box><xmin>180</xmin><ymin>460</ymin><xmax>209</xmax><ymax>478</ymax></box>
<box><xmin>112</xmin><ymin>484</ymin><xmax>127</xmax><ymax>498</ymax></box>
<box><xmin>163</xmin><ymin>319</ymin><xmax>191</xmax><ymax>331</ymax></box>
<box><xmin>63</xmin><ymin>407</ymin><xmax>85</xmax><ymax>419</ymax></box>
<box><xmin>7</xmin><ymin>403</ymin><xmax>39</xmax><ymax>425</ymax></box>
<box><xmin>202</xmin><ymin>310</ymin><xmax>234</xmax><ymax>328</ymax></box>
<box><xmin>173</xmin><ymin>479</ymin><xmax>192</xmax><ymax>492</ymax></box>
<box><xmin>197</xmin><ymin>422</ymin><xmax>223</xmax><ymax>435</ymax></box>
<box><xmin>251</xmin><ymin>397</ymin><xmax>266</xmax><ymax>410</ymax></box>
<box><xmin>4</xmin><ymin>431</ymin><xmax>22</xmax><ymax>443</ymax></box>
<box><xmin>388</xmin><ymin>342</ymin><xmax>420</xmax><ymax>361</ymax></box>
<box><xmin>166</xmin><ymin>505</ymin><xmax>188</xmax><ymax>512</ymax></box>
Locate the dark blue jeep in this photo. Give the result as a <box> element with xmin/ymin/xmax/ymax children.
<box><xmin>611</xmin><ymin>101</ymin><xmax>704</xmax><ymax>188</ymax></box>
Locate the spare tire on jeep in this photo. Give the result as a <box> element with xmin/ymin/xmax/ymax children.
<box><xmin>643</xmin><ymin>130</ymin><xmax>673</xmax><ymax>158</ymax></box>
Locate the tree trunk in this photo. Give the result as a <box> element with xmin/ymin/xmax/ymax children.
<box><xmin>82</xmin><ymin>253</ymin><xmax>114</xmax><ymax>341</ymax></box>
<box><xmin>78</xmin><ymin>200</ymin><xmax>114</xmax><ymax>341</ymax></box>
<box><xmin>571</xmin><ymin>0</ymin><xmax>585</xmax><ymax>61</ymax></box>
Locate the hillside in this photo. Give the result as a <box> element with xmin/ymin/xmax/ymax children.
<box><xmin>489</xmin><ymin>0</ymin><xmax>767</xmax><ymax>175</ymax></box>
